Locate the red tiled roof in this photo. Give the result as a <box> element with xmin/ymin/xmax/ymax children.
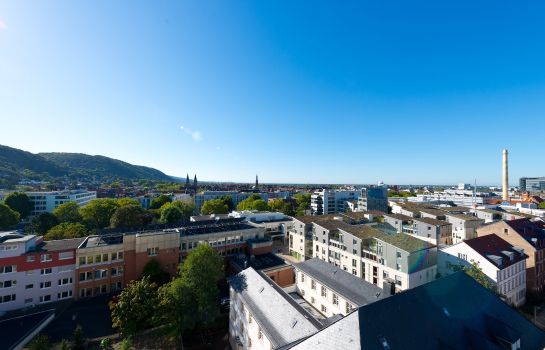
<box><xmin>464</xmin><ymin>234</ymin><xmax>527</xmax><ymax>269</ymax></box>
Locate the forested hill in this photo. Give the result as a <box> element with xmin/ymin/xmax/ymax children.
<box><xmin>0</xmin><ymin>144</ymin><xmax>173</xmax><ymax>186</ymax></box>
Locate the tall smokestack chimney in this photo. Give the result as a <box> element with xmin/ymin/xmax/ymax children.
<box><xmin>502</xmin><ymin>149</ymin><xmax>509</xmax><ymax>201</ymax></box>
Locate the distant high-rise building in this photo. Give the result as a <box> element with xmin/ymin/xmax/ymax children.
<box><xmin>520</xmin><ymin>177</ymin><xmax>545</xmax><ymax>192</ymax></box>
<box><xmin>358</xmin><ymin>184</ymin><xmax>388</xmax><ymax>213</ymax></box>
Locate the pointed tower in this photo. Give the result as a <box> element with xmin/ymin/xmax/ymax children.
<box><xmin>186</xmin><ymin>174</ymin><xmax>190</xmax><ymax>187</ymax></box>
<box><xmin>193</xmin><ymin>174</ymin><xmax>198</xmax><ymax>190</ymax></box>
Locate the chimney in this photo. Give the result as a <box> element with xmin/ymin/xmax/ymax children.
<box><xmin>502</xmin><ymin>149</ymin><xmax>509</xmax><ymax>201</ymax></box>
<box><xmin>382</xmin><ymin>279</ymin><xmax>396</xmax><ymax>297</ymax></box>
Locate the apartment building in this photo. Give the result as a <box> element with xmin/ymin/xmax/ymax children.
<box><xmin>310</xmin><ymin>190</ymin><xmax>358</xmax><ymax>215</ymax></box>
<box><xmin>445</xmin><ymin>213</ymin><xmax>484</xmax><ymax>244</ymax></box>
<box><xmin>357</xmin><ymin>185</ymin><xmax>388</xmax><ymax>213</ymax></box>
<box><xmin>474</xmin><ymin>208</ymin><xmax>504</xmax><ymax>223</ymax></box>
<box><xmin>520</xmin><ymin>177</ymin><xmax>545</xmax><ymax>193</ymax></box>
<box><xmin>294</xmin><ymin>258</ymin><xmax>386</xmax><ymax>318</ymax></box>
<box><xmin>231</xmin><ymin>211</ymin><xmax>294</xmax><ymax>240</ymax></box>
<box><xmin>384</xmin><ymin>214</ymin><xmax>452</xmax><ymax>245</ymax></box>
<box><xmin>25</xmin><ymin>190</ymin><xmax>97</xmax><ymax>217</ymax></box>
<box><xmin>178</xmin><ymin>217</ymin><xmax>268</xmax><ymax>258</ymax></box>
<box><xmin>439</xmin><ymin>235</ymin><xmax>527</xmax><ymax>306</ymax></box>
<box><xmin>478</xmin><ymin>219</ymin><xmax>545</xmax><ymax>292</ymax></box>
<box><xmin>310</xmin><ymin>218</ymin><xmax>437</xmax><ymax>291</ymax></box>
<box><xmin>194</xmin><ymin>191</ymin><xmax>269</xmax><ymax>213</ymax></box>
<box><xmin>0</xmin><ymin>232</ymin><xmax>83</xmax><ymax>314</ymax></box>
<box><xmin>229</xmin><ymin>267</ymin><xmax>321</xmax><ymax>350</ymax></box>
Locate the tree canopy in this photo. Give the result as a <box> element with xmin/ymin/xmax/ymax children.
<box><xmin>268</xmin><ymin>198</ymin><xmax>295</xmax><ymax>216</ymax></box>
<box><xmin>150</xmin><ymin>194</ymin><xmax>172</xmax><ymax>209</ymax></box>
<box><xmin>110</xmin><ymin>276</ymin><xmax>159</xmax><ymax>336</ymax></box>
<box><xmin>293</xmin><ymin>193</ymin><xmax>311</xmax><ymax>216</ymax></box>
<box><xmin>201</xmin><ymin>199</ymin><xmax>229</xmax><ymax>215</ymax></box>
<box><xmin>4</xmin><ymin>192</ymin><xmax>32</xmax><ymax>218</ymax></box>
<box><xmin>178</xmin><ymin>244</ymin><xmax>224</xmax><ymax>326</ymax></box>
<box><xmin>453</xmin><ymin>260</ymin><xmax>497</xmax><ymax>293</ymax></box>
<box><xmin>0</xmin><ymin>203</ymin><xmax>20</xmax><ymax>229</ymax></box>
<box><xmin>141</xmin><ymin>259</ymin><xmax>171</xmax><ymax>286</ymax></box>
<box><xmin>44</xmin><ymin>222</ymin><xmax>91</xmax><ymax>241</ymax></box>
<box><xmin>53</xmin><ymin>201</ymin><xmax>83</xmax><ymax>223</ymax></box>
<box><xmin>159</xmin><ymin>205</ymin><xmax>183</xmax><ymax>224</ymax></box>
<box><xmin>80</xmin><ymin>198</ymin><xmax>119</xmax><ymax>229</ymax></box>
<box><xmin>170</xmin><ymin>200</ymin><xmax>196</xmax><ymax>224</ymax></box>
<box><xmin>539</xmin><ymin>202</ymin><xmax>545</xmax><ymax>209</ymax></box>
<box><xmin>116</xmin><ymin>197</ymin><xmax>141</xmax><ymax>207</ymax></box>
<box><xmin>236</xmin><ymin>194</ymin><xmax>269</xmax><ymax>211</ymax></box>
<box><xmin>30</xmin><ymin>212</ymin><xmax>59</xmax><ymax>234</ymax></box>
<box><xmin>110</xmin><ymin>205</ymin><xmax>146</xmax><ymax>229</ymax></box>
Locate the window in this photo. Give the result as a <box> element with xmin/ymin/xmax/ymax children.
<box><xmin>25</xmin><ymin>298</ymin><xmax>33</xmax><ymax>304</ymax></box>
<box><xmin>102</xmin><ymin>254</ymin><xmax>108</xmax><ymax>262</ymax></box>
<box><xmin>147</xmin><ymin>247</ymin><xmax>159</xmax><ymax>256</ymax></box>
<box><xmin>111</xmin><ymin>266</ymin><xmax>124</xmax><ymax>276</ymax></box>
<box><xmin>41</xmin><ymin>268</ymin><xmax>52</xmax><ymax>275</ymax></box>
<box><xmin>95</xmin><ymin>254</ymin><xmax>102</xmax><ymax>263</ymax></box>
<box><xmin>396</xmin><ymin>251</ymin><xmax>402</xmax><ymax>259</ymax></box>
<box><xmin>79</xmin><ymin>257</ymin><xmax>86</xmax><ymax>265</ymax></box>
<box><xmin>41</xmin><ymin>254</ymin><xmax>52</xmax><ymax>262</ymax></box>
<box><xmin>321</xmin><ymin>286</ymin><xmax>327</xmax><ymax>297</ymax></box>
<box><xmin>332</xmin><ymin>293</ymin><xmax>339</xmax><ymax>305</ymax></box>
<box><xmin>25</xmin><ymin>284</ymin><xmax>33</xmax><ymax>289</ymax></box>
<box><xmin>39</xmin><ymin>295</ymin><xmax>51</xmax><ymax>303</ymax></box>
<box><xmin>58</xmin><ymin>278</ymin><xmax>73</xmax><ymax>286</ymax></box>
<box><xmin>396</xmin><ymin>263</ymin><xmax>401</xmax><ymax>271</ymax></box>
<box><xmin>86</xmin><ymin>256</ymin><xmax>94</xmax><ymax>264</ymax></box>
<box><xmin>321</xmin><ymin>305</ymin><xmax>327</xmax><ymax>313</ymax></box>
<box><xmin>457</xmin><ymin>253</ymin><xmax>467</xmax><ymax>261</ymax></box>
<box><xmin>95</xmin><ymin>269</ymin><xmax>108</xmax><ymax>279</ymax></box>
<box><xmin>346</xmin><ymin>302</ymin><xmax>353</xmax><ymax>314</ymax></box>
<box><xmin>26</xmin><ymin>256</ymin><xmax>36</xmax><ymax>262</ymax></box>
<box><xmin>0</xmin><ymin>294</ymin><xmax>16</xmax><ymax>303</ymax></box>
<box><xmin>0</xmin><ymin>265</ymin><xmax>16</xmax><ymax>274</ymax></box>
<box><xmin>300</xmin><ymin>273</ymin><xmax>305</xmax><ymax>282</ymax></box>
<box><xmin>311</xmin><ymin>279</ymin><xmax>316</xmax><ymax>290</ymax></box>
<box><xmin>57</xmin><ymin>290</ymin><xmax>73</xmax><ymax>299</ymax></box>
<box><xmin>248</xmin><ymin>313</ymin><xmax>253</xmax><ymax>324</ymax></box>
<box><xmin>258</xmin><ymin>327</ymin><xmax>263</xmax><ymax>340</ymax></box>
<box><xmin>311</xmin><ymin>297</ymin><xmax>315</xmax><ymax>304</ymax></box>
<box><xmin>40</xmin><ymin>281</ymin><xmax>52</xmax><ymax>289</ymax></box>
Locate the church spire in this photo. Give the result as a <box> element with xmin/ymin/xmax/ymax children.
<box><xmin>193</xmin><ymin>174</ymin><xmax>198</xmax><ymax>189</ymax></box>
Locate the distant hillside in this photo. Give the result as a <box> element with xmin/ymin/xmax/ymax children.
<box><xmin>0</xmin><ymin>145</ymin><xmax>173</xmax><ymax>186</ymax></box>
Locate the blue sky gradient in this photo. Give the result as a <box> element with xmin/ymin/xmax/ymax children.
<box><xmin>1</xmin><ymin>1</ymin><xmax>544</xmax><ymax>185</ymax></box>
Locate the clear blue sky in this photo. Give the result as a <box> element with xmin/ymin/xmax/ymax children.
<box><xmin>1</xmin><ymin>1</ymin><xmax>544</xmax><ymax>185</ymax></box>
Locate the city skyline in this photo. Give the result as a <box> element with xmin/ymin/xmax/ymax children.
<box><xmin>1</xmin><ymin>1</ymin><xmax>545</xmax><ymax>184</ymax></box>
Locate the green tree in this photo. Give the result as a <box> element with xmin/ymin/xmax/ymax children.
<box><xmin>293</xmin><ymin>193</ymin><xmax>311</xmax><ymax>216</ymax></box>
<box><xmin>150</xmin><ymin>194</ymin><xmax>172</xmax><ymax>209</ymax></box>
<box><xmin>170</xmin><ymin>200</ymin><xmax>196</xmax><ymax>224</ymax></box>
<box><xmin>0</xmin><ymin>203</ymin><xmax>20</xmax><ymax>229</ymax></box>
<box><xmin>539</xmin><ymin>202</ymin><xmax>545</xmax><ymax>209</ymax></box>
<box><xmin>201</xmin><ymin>199</ymin><xmax>229</xmax><ymax>215</ymax></box>
<box><xmin>251</xmin><ymin>199</ymin><xmax>269</xmax><ymax>211</ymax></box>
<box><xmin>110</xmin><ymin>277</ymin><xmax>159</xmax><ymax>336</ymax></box>
<box><xmin>220</xmin><ymin>195</ymin><xmax>235</xmax><ymax>211</ymax></box>
<box><xmin>59</xmin><ymin>339</ymin><xmax>70</xmax><ymax>350</ymax></box>
<box><xmin>53</xmin><ymin>201</ymin><xmax>83</xmax><ymax>223</ymax></box>
<box><xmin>44</xmin><ymin>222</ymin><xmax>90</xmax><ymax>241</ymax></box>
<box><xmin>269</xmin><ymin>199</ymin><xmax>295</xmax><ymax>216</ymax></box>
<box><xmin>72</xmin><ymin>324</ymin><xmax>85</xmax><ymax>350</ymax></box>
<box><xmin>236</xmin><ymin>194</ymin><xmax>269</xmax><ymax>211</ymax></box>
<box><xmin>80</xmin><ymin>198</ymin><xmax>119</xmax><ymax>229</ymax></box>
<box><xmin>141</xmin><ymin>259</ymin><xmax>171</xmax><ymax>286</ymax></box>
<box><xmin>110</xmin><ymin>205</ymin><xmax>145</xmax><ymax>229</ymax></box>
<box><xmin>4</xmin><ymin>192</ymin><xmax>32</xmax><ymax>218</ymax></box>
<box><xmin>116</xmin><ymin>198</ymin><xmax>141</xmax><ymax>207</ymax></box>
<box><xmin>159</xmin><ymin>205</ymin><xmax>183</xmax><ymax>224</ymax></box>
<box><xmin>29</xmin><ymin>212</ymin><xmax>59</xmax><ymax>234</ymax></box>
<box><xmin>28</xmin><ymin>334</ymin><xmax>50</xmax><ymax>350</ymax></box>
<box><xmin>178</xmin><ymin>244</ymin><xmax>224</xmax><ymax>326</ymax></box>
<box><xmin>157</xmin><ymin>278</ymin><xmax>197</xmax><ymax>348</ymax></box>
<box><xmin>454</xmin><ymin>261</ymin><xmax>497</xmax><ymax>293</ymax></box>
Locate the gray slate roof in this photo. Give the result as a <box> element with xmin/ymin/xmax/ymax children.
<box><xmin>294</xmin><ymin>258</ymin><xmax>385</xmax><ymax>306</ymax></box>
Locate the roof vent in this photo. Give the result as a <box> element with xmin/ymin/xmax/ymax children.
<box><xmin>259</xmin><ymin>286</ymin><xmax>265</xmax><ymax>293</ymax></box>
<box><xmin>290</xmin><ymin>319</ymin><xmax>298</xmax><ymax>328</ymax></box>
<box><xmin>502</xmin><ymin>250</ymin><xmax>514</xmax><ymax>261</ymax></box>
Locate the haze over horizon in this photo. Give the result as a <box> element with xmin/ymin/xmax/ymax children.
<box><xmin>1</xmin><ymin>1</ymin><xmax>544</xmax><ymax>185</ymax></box>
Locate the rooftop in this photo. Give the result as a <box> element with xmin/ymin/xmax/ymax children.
<box><xmin>40</xmin><ymin>237</ymin><xmax>87</xmax><ymax>252</ymax></box>
<box><xmin>418</xmin><ymin>208</ymin><xmax>447</xmax><ymax>217</ymax></box>
<box><xmin>0</xmin><ymin>232</ymin><xmax>34</xmax><ymax>244</ymax></box>
<box><xmin>383</xmin><ymin>213</ymin><xmax>413</xmax><ymax>222</ymax></box>
<box><xmin>464</xmin><ymin>235</ymin><xmax>528</xmax><ymax>269</ymax></box>
<box><xmin>291</xmin><ymin>272</ymin><xmax>545</xmax><ymax>349</ymax></box>
<box><xmin>412</xmin><ymin>217</ymin><xmax>451</xmax><ymax>226</ymax></box>
<box><xmin>230</xmin><ymin>267</ymin><xmax>321</xmax><ymax>348</ymax></box>
<box><xmin>445</xmin><ymin>213</ymin><xmax>484</xmax><ymax>221</ymax></box>
<box><xmin>378</xmin><ymin>233</ymin><xmax>435</xmax><ymax>253</ymax></box>
<box><xmin>295</xmin><ymin>258</ymin><xmax>385</xmax><ymax>306</ymax></box>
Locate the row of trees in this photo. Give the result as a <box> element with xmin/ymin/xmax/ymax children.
<box><xmin>199</xmin><ymin>193</ymin><xmax>312</xmax><ymax>217</ymax></box>
<box><xmin>110</xmin><ymin>245</ymin><xmax>223</xmax><ymax>347</ymax></box>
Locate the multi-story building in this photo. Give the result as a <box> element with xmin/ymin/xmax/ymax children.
<box><xmin>294</xmin><ymin>258</ymin><xmax>386</xmax><ymax>318</ymax></box>
<box><xmin>478</xmin><ymin>219</ymin><xmax>545</xmax><ymax>292</ymax></box>
<box><xmin>25</xmin><ymin>190</ymin><xmax>97</xmax><ymax>217</ymax></box>
<box><xmin>357</xmin><ymin>185</ymin><xmax>388</xmax><ymax>213</ymax></box>
<box><xmin>0</xmin><ymin>232</ymin><xmax>83</xmax><ymax>314</ymax></box>
<box><xmin>229</xmin><ymin>267</ymin><xmax>322</xmax><ymax>350</ymax></box>
<box><xmin>409</xmin><ymin>189</ymin><xmax>500</xmax><ymax>206</ymax></box>
<box><xmin>178</xmin><ymin>217</ymin><xmax>268</xmax><ymax>258</ymax></box>
<box><xmin>473</xmin><ymin>208</ymin><xmax>504</xmax><ymax>223</ymax></box>
<box><xmin>520</xmin><ymin>177</ymin><xmax>545</xmax><ymax>193</ymax></box>
<box><xmin>310</xmin><ymin>218</ymin><xmax>437</xmax><ymax>291</ymax></box>
<box><xmin>194</xmin><ymin>191</ymin><xmax>269</xmax><ymax>213</ymax></box>
<box><xmin>230</xmin><ymin>211</ymin><xmax>294</xmax><ymax>241</ymax></box>
<box><xmin>310</xmin><ymin>190</ymin><xmax>358</xmax><ymax>215</ymax></box>
<box><xmin>384</xmin><ymin>214</ymin><xmax>452</xmax><ymax>245</ymax></box>
<box><xmin>445</xmin><ymin>213</ymin><xmax>484</xmax><ymax>244</ymax></box>
<box><xmin>439</xmin><ymin>234</ymin><xmax>527</xmax><ymax>306</ymax></box>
